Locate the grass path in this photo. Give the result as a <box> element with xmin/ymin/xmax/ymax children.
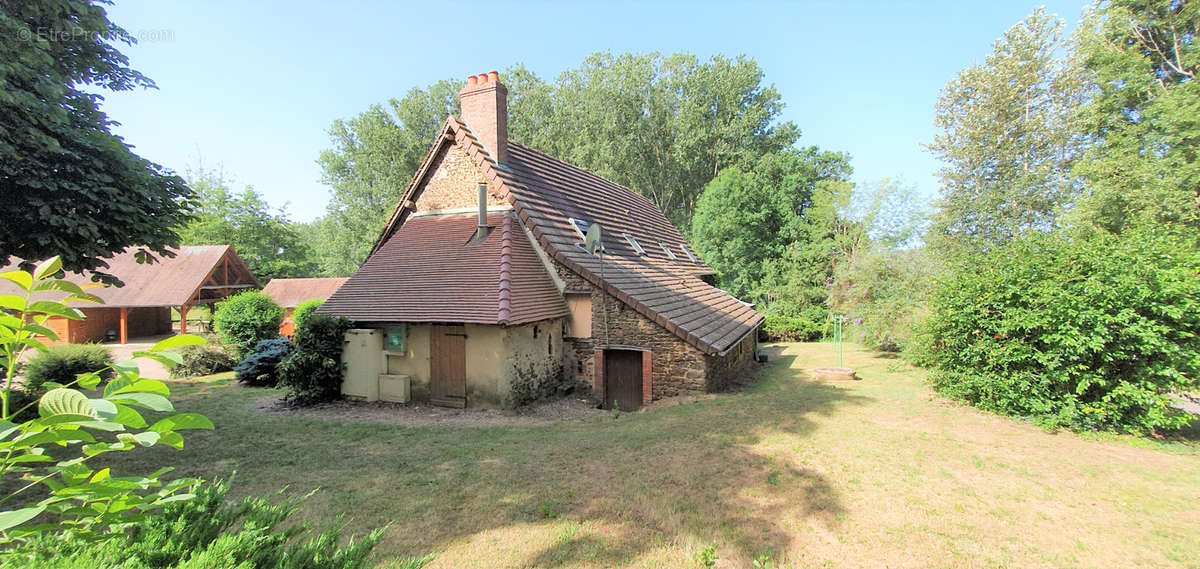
<box><xmin>103</xmin><ymin>343</ymin><xmax>1200</xmax><ymax>568</ymax></box>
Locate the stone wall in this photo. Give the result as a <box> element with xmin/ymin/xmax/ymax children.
<box><xmin>553</xmin><ymin>259</ymin><xmax>709</xmax><ymax>400</ymax></box>
<box><xmin>704</xmin><ymin>328</ymin><xmax>758</xmax><ymax>391</ymax></box>
<box><xmin>414</xmin><ymin>144</ymin><xmax>504</xmax><ymax>212</ymax></box>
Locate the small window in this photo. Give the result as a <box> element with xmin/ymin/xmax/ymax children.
<box><xmin>568</xmin><ymin>217</ymin><xmax>589</xmax><ymax>240</ymax></box>
<box><xmin>623</xmin><ymin>233</ymin><xmax>646</xmax><ymax>255</ymax></box>
<box><xmin>660</xmin><ymin>242</ymin><xmax>677</xmax><ymax>260</ymax></box>
<box><xmin>680</xmin><ymin>244</ymin><xmax>698</xmax><ymax>263</ymax></box>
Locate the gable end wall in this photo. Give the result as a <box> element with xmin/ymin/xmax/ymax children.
<box><xmin>414</xmin><ymin>144</ymin><xmax>505</xmax><ymax>212</ymax></box>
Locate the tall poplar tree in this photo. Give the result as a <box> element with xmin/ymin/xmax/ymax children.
<box><xmin>926</xmin><ymin>8</ymin><xmax>1083</xmax><ymax>254</ymax></box>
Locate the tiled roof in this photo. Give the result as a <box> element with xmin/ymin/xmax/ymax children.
<box><xmin>262</xmin><ymin>278</ymin><xmax>348</xmax><ymax>308</ymax></box>
<box><xmin>374</xmin><ymin>117</ymin><xmax>763</xmax><ymax>355</ymax></box>
<box><xmin>320</xmin><ymin>211</ymin><xmax>567</xmax><ymax>325</ymax></box>
<box><xmin>0</xmin><ymin>245</ymin><xmax>258</xmax><ymax>307</ymax></box>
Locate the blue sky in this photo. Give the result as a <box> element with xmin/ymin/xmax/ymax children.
<box><xmin>100</xmin><ymin>0</ymin><xmax>1090</xmax><ymax>222</ymax></box>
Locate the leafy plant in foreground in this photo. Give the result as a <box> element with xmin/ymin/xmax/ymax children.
<box><xmin>0</xmin><ymin>257</ymin><xmax>214</xmax><ymax>545</ymax></box>
<box><xmin>21</xmin><ymin>344</ymin><xmax>114</xmax><ymax>395</ymax></box>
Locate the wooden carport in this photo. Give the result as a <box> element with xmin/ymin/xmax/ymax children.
<box><xmin>0</xmin><ymin>245</ymin><xmax>259</xmax><ymax>344</ymax></box>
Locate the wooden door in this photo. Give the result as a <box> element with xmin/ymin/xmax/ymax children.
<box><xmin>430</xmin><ymin>325</ymin><xmax>467</xmax><ymax>407</ymax></box>
<box><xmin>603</xmin><ymin>349</ymin><xmax>643</xmax><ymax>411</ymax></box>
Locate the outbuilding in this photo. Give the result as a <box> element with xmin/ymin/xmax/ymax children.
<box><xmin>1</xmin><ymin>245</ymin><xmax>258</xmax><ymax>344</ymax></box>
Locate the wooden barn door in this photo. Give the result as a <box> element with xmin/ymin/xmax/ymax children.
<box><xmin>603</xmin><ymin>349</ymin><xmax>643</xmax><ymax>411</ymax></box>
<box><xmin>430</xmin><ymin>325</ymin><xmax>467</xmax><ymax>408</ymax></box>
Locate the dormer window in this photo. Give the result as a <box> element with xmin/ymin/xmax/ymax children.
<box><xmin>660</xmin><ymin>242</ymin><xmax>677</xmax><ymax>260</ymax></box>
<box><xmin>623</xmin><ymin>233</ymin><xmax>646</xmax><ymax>255</ymax></box>
<box><xmin>680</xmin><ymin>244</ymin><xmax>698</xmax><ymax>263</ymax></box>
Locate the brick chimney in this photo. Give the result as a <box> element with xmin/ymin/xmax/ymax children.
<box><xmin>459</xmin><ymin>70</ymin><xmax>507</xmax><ymax>164</ymax></box>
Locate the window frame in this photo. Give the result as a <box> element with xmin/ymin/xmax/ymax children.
<box><xmin>623</xmin><ymin>233</ymin><xmax>647</xmax><ymax>255</ymax></box>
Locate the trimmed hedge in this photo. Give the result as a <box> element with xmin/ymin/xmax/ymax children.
<box><xmin>762</xmin><ymin>314</ymin><xmax>823</xmax><ymax>342</ymax></box>
<box><xmin>212</xmin><ymin>291</ymin><xmax>283</xmax><ymax>359</ymax></box>
<box><xmin>916</xmin><ymin>230</ymin><xmax>1200</xmax><ymax>433</ymax></box>
<box><xmin>22</xmin><ymin>344</ymin><xmax>113</xmax><ymax>393</ymax></box>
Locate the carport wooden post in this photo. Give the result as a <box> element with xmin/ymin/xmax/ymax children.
<box><xmin>119</xmin><ymin>307</ymin><xmax>128</xmax><ymax>344</ymax></box>
<box><xmin>179</xmin><ymin>304</ymin><xmax>190</xmax><ymax>334</ymax></box>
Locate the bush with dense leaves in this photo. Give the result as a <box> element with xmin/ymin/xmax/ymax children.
<box><xmin>7</xmin><ymin>477</ymin><xmax>432</xmax><ymax>569</ymax></box>
<box><xmin>234</xmin><ymin>338</ymin><xmax>293</xmax><ymax>387</ymax></box>
<box><xmin>21</xmin><ymin>344</ymin><xmax>113</xmax><ymax>393</ymax></box>
<box><xmin>278</xmin><ymin>314</ymin><xmax>351</xmax><ymax>405</ymax></box>
<box><xmin>916</xmin><ymin>230</ymin><xmax>1200</xmax><ymax>433</ymax></box>
<box><xmin>292</xmin><ymin>298</ymin><xmax>324</xmax><ymax>330</ymax></box>
<box><xmin>830</xmin><ymin>247</ymin><xmax>934</xmax><ymax>352</ymax></box>
<box><xmin>762</xmin><ymin>313</ymin><xmax>824</xmax><ymax>342</ymax></box>
<box><xmin>169</xmin><ymin>346</ymin><xmax>235</xmax><ymax>379</ymax></box>
<box><xmin>212</xmin><ymin>290</ymin><xmax>284</xmax><ymax>359</ymax></box>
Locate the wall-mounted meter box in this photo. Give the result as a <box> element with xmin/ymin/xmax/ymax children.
<box><xmin>384</xmin><ymin>324</ymin><xmax>407</xmax><ymax>352</ymax></box>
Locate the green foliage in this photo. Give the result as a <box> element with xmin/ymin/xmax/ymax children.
<box><xmin>7</xmin><ymin>477</ymin><xmax>421</xmax><ymax>569</ymax></box>
<box><xmin>22</xmin><ymin>344</ymin><xmax>113</xmax><ymax>394</ymax></box>
<box><xmin>1069</xmin><ymin>0</ymin><xmax>1200</xmax><ymax>235</ymax></box>
<box><xmin>694</xmin><ymin>543</ymin><xmax>718</xmax><ymax>567</ymax></box>
<box><xmin>691</xmin><ymin>149</ymin><xmax>853</xmax><ymax>315</ymax></box>
<box><xmin>234</xmin><ymin>338</ymin><xmax>292</xmax><ymax>387</ymax></box>
<box><xmin>169</xmin><ymin>346</ymin><xmax>235</xmax><ymax>379</ymax></box>
<box><xmin>918</xmin><ymin>230</ymin><xmax>1200</xmax><ymax>433</ymax></box>
<box><xmin>277</xmin><ymin>314</ymin><xmax>351</xmax><ymax>405</ymax></box>
<box><xmin>830</xmin><ymin>246</ymin><xmax>934</xmax><ymax>352</ymax></box>
<box><xmin>761</xmin><ymin>315</ymin><xmax>823</xmax><ymax>342</ymax></box>
<box><xmin>0</xmin><ymin>1</ymin><xmax>193</xmax><ymax>285</ymax></box>
<box><xmin>925</xmin><ymin>8</ymin><xmax>1082</xmax><ymax>254</ymax></box>
<box><xmin>178</xmin><ymin>170</ymin><xmax>317</xmax><ymax>282</ymax></box>
<box><xmin>212</xmin><ymin>291</ymin><xmax>284</xmax><ymax>359</ymax></box>
<box><xmin>292</xmin><ymin>298</ymin><xmax>324</xmax><ymax>330</ymax></box>
<box><xmin>0</xmin><ymin>256</ymin><xmax>214</xmax><ymax>544</ymax></box>
<box><xmin>312</xmin><ymin>54</ymin><xmax>800</xmax><ymax>274</ymax></box>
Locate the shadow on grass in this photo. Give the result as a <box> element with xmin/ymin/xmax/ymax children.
<box><xmin>99</xmin><ymin>351</ymin><xmax>873</xmax><ymax>566</ymax></box>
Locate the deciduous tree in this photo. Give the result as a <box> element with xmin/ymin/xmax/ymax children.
<box><xmin>0</xmin><ymin>0</ymin><xmax>192</xmax><ymax>283</ymax></box>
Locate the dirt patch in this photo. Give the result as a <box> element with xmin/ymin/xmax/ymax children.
<box><xmin>251</xmin><ymin>393</ymin><xmax>607</xmax><ymax>427</ymax></box>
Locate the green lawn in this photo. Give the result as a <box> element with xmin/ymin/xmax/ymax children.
<box><xmin>101</xmin><ymin>343</ymin><xmax>1200</xmax><ymax>569</ymax></box>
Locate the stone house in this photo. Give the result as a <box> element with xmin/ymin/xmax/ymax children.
<box><xmin>320</xmin><ymin>70</ymin><xmax>763</xmax><ymax>409</ymax></box>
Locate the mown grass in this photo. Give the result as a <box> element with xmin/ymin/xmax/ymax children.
<box><xmin>99</xmin><ymin>343</ymin><xmax>1200</xmax><ymax>568</ymax></box>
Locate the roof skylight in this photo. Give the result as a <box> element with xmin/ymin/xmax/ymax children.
<box><xmin>660</xmin><ymin>242</ymin><xmax>677</xmax><ymax>260</ymax></box>
<box><xmin>623</xmin><ymin>233</ymin><xmax>646</xmax><ymax>255</ymax></box>
<box><xmin>680</xmin><ymin>244</ymin><xmax>698</xmax><ymax>263</ymax></box>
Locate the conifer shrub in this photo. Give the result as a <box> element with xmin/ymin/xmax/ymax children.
<box><xmin>234</xmin><ymin>338</ymin><xmax>293</xmax><ymax>387</ymax></box>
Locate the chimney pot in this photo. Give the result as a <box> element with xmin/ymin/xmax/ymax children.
<box><xmin>459</xmin><ymin>68</ymin><xmax>508</xmax><ymax>164</ymax></box>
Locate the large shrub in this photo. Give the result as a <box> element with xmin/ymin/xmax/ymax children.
<box><xmin>22</xmin><ymin>344</ymin><xmax>113</xmax><ymax>393</ymax></box>
<box><xmin>234</xmin><ymin>338</ymin><xmax>293</xmax><ymax>387</ymax></box>
<box><xmin>212</xmin><ymin>290</ymin><xmax>284</xmax><ymax>359</ymax></box>
<box><xmin>918</xmin><ymin>230</ymin><xmax>1200</xmax><ymax>433</ymax></box>
<box><xmin>169</xmin><ymin>346</ymin><xmax>235</xmax><ymax>379</ymax></box>
<box><xmin>278</xmin><ymin>314</ymin><xmax>351</xmax><ymax>405</ymax></box>
<box><xmin>830</xmin><ymin>246</ymin><xmax>934</xmax><ymax>352</ymax></box>
<box><xmin>292</xmin><ymin>298</ymin><xmax>324</xmax><ymax>330</ymax></box>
